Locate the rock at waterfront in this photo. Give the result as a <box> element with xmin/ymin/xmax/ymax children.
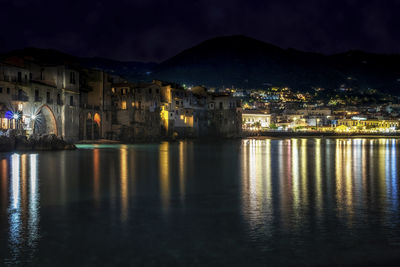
<box><xmin>0</xmin><ymin>133</ymin><xmax>76</xmax><ymax>152</ymax></box>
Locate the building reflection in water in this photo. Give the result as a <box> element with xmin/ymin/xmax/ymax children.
<box><xmin>10</xmin><ymin>154</ymin><xmax>21</xmax><ymax>259</ymax></box>
<box><xmin>159</xmin><ymin>142</ymin><xmax>170</xmax><ymax>215</ymax></box>
<box><xmin>241</xmin><ymin>139</ymin><xmax>274</xmax><ymax>238</ymax></box>
<box><xmin>2</xmin><ymin>153</ymin><xmax>40</xmax><ymax>264</ymax></box>
<box><xmin>120</xmin><ymin>145</ymin><xmax>128</xmax><ymax>222</ymax></box>
<box><xmin>315</xmin><ymin>139</ymin><xmax>322</xmax><ymax>217</ymax></box>
<box><xmin>241</xmin><ymin>138</ymin><xmax>400</xmax><ymax>236</ymax></box>
<box><xmin>28</xmin><ymin>154</ymin><xmax>39</xmax><ymax>248</ymax></box>
<box><xmin>93</xmin><ymin>148</ymin><xmax>100</xmax><ymax>203</ymax></box>
<box><xmin>179</xmin><ymin>141</ymin><xmax>186</xmax><ymax>204</ymax></box>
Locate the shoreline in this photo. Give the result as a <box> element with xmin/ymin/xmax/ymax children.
<box><xmin>2</xmin><ymin>133</ymin><xmax>400</xmax><ymax>152</ymax></box>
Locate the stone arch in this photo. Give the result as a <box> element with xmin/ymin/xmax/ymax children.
<box><xmin>93</xmin><ymin>113</ymin><xmax>101</xmax><ymax>139</ymax></box>
<box><xmin>33</xmin><ymin>104</ymin><xmax>58</xmax><ymax>136</ymax></box>
<box><xmin>86</xmin><ymin>112</ymin><xmax>93</xmax><ymax>140</ymax></box>
<box><xmin>93</xmin><ymin>113</ymin><xmax>101</xmax><ymax>126</ymax></box>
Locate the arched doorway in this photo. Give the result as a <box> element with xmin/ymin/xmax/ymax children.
<box><xmin>93</xmin><ymin>113</ymin><xmax>101</xmax><ymax>139</ymax></box>
<box><xmin>86</xmin><ymin>113</ymin><xmax>93</xmax><ymax>140</ymax></box>
<box><xmin>33</xmin><ymin>105</ymin><xmax>58</xmax><ymax>136</ymax></box>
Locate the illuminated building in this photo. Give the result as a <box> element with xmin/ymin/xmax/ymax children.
<box><xmin>242</xmin><ymin>110</ymin><xmax>271</xmax><ymax>130</ymax></box>
<box><xmin>0</xmin><ymin>60</ymin><xmax>80</xmax><ymax>141</ymax></box>
<box><xmin>336</xmin><ymin>118</ymin><xmax>400</xmax><ymax>132</ymax></box>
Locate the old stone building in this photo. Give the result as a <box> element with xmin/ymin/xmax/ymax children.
<box><xmin>79</xmin><ymin>69</ymin><xmax>114</xmax><ymax>140</ymax></box>
<box><xmin>0</xmin><ymin>55</ymin><xmax>242</xmax><ymax>143</ymax></box>
<box><xmin>207</xmin><ymin>92</ymin><xmax>242</xmax><ymax>137</ymax></box>
<box><xmin>158</xmin><ymin>82</ymin><xmax>209</xmax><ymax>137</ymax></box>
<box><xmin>110</xmin><ymin>81</ymin><xmax>162</xmax><ymax>141</ymax></box>
<box><xmin>0</xmin><ymin>59</ymin><xmax>80</xmax><ymax>141</ymax></box>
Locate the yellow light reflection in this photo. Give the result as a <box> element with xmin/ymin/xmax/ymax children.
<box><xmin>159</xmin><ymin>142</ymin><xmax>170</xmax><ymax>214</ymax></box>
<box><xmin>300</xmin><ymin>139</ymin><xmax>308</xmax><ymax>207</ymax></box>
<box><xmin>345</xmin><ymin>139</ymin><xmax>353</xmax><ymax>221</ymax></box>
<box><xmin>93</xmin><ymin>149</ymin><xmax>100</xmax><ymax>202</ymax></box>
<box><xmin>292</xmin><ymin>139</ymin><xmax>300</xmax><ymax>214</ymax></box>
<box><xmin>120</xmin><ymin>145</ymin><xmax>128</xmax><ymax>222</ymax></box>
<box><xmin>378</xmin><ymin>139</ymin><xmax>387</xmax><ymax>207</ymax></box>
<box><xmin>179</xmin><ymin>141</ymin><xmax>186</xmax><ymax>203</ymax></box>
<box><xmin>241</xmin><ymin>139</ymin><xmax>274</xmax><ymax>236</ymax></box>
<box><xmin>335</xmin><ymin>140</ymin><xmax>344</xmax><ymax>215</ymax></box>
<box><xmin>315</xmin><ymin>139</ymin><xmax>322</xmax><ymax>217</ymax></box>
<box><xmin>265</xmin><ymin>139</ymin><xmax>272</xmax><ymax>214</ymax></box>
<box><xmin>1</xmin><ymin>159</ymin><xmax>8</xmax><ymax>211</ymax></box>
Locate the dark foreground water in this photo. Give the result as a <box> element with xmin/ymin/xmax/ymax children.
<box><xmin>0</xmin><ymin>139</ymin><xmax>400</xmax><ymax>266</ymax></box>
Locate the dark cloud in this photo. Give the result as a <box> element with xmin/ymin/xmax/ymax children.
<box><xmin>0</xmin><ymin>0</ymin><xmax>399</xmax><ymax>62</ymax></box>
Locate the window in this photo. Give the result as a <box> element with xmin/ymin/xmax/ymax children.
<box><xmin>149</xmin><ymin>88</ymin><xmax>152</xmax><ymax>94</ymax></box>
<box><xmin>46</xmin><ymin>92</ymin><xmax>51</xmax><ymax>103</ymax></box>
<box><xmin>29</xmin><ymin>73</ymin><xmax>32</xmax><ymax>81</ymax></box>
<box><xmin>18</xmin><ymin>72</ymin><xmax>22</xmax><ymax>82</ymax></box>
<box><xmin>219</xmin><ymin>102</ymin><xmax>223</xmax><ymax>110</ymax></box>
<box><xmin>121</xmin><ymin>101</ymin><xmax>127</xmax><ymax>110</ymax></box>
<box><xmin>7</xmin><ymin>88</ymin><xmax>10</xmax><ymax>94</ymax></box>
<box><xmin>57</xmin><ymin>94</ymin><xmax>61</xmax><ymax>105</ymax></box>
<box><xmin>35</xmin><ymin>90</ymin><xmax>39</xmax><ymax>101</ymax></box>
<box><xmin>156</xmin><ymin>89</ymin><xmax>159</xmax><ymax>94</ymax></box>
<box><xmin>0</xmin><ymin>87</ymin><xmax>2</xmax><ymax>93</ymax></box>
<box><xmin>111</xmin><ymin>88</ymin><xmax>115</xmax><ymax>94</ymax></box>
<box><xmin>70</xmin><ymin>72</ymin><xmax>76</xmax><ymax>84</ymax></box>
<box><xmin>70</xmin><ymin>96</ymin><xmax>74</xmax><ymax>106</ymax></box>
<box><xmin>131</xmin><ymin>102</ymin><xmax>135</xmax><ymax>108</ymax></box>
<box><xmin>138</xmin><ymin>101</ymin><xmax>141</xmax><ymax>109</ymax></box>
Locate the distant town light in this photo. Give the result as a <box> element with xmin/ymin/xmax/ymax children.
<box><xmin>13</xmin><ymin>113</ymin><xmax>19</xmax><ymax>120</ymax></box>
<box><xmin>351</xmin><ymin>116</ymin><xmax>367</xmax><ymax>121</ymax></box>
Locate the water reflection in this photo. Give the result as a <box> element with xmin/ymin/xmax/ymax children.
<box><xmin>1</xmin><ymin>140</ymin><xmax>399</xmax><ymax>265</ymax></box>
<box><xmin>9</xmin><ymin>154</ymin><xmax>21</xmax><ymax>259</ymax></box>
<box><xmin>120</xmin><ymin>145</ymin><xmax>128</xmax><ymax>222</ymax></box>
<box><xmin>241</xmin><ymin>138</ymin><xmax>400</xmax><ymax>237</ymax></box>
<box><xmin>93</xmin><ymin>148</ymin><xmax>100</xmax><ymax>202</ymax></box>
<box><xmin>179</xmin><ymin>141</ymin><xmax>186</xmax><ymax>204</ymax></box>
<box><xmin>159</xmin><ymin>142</ymin><xmax>170</xmax><ymax>214</ymax></box>
<box><xmin>2</xmin><ymin>153</ymin><xmax>40</xmax><ymax>265</ymax></box>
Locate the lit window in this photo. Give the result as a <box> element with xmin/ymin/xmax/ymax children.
<box><xmin>121</xmin><ymin>101</ymin><xmax>127</xmax><ymax>110</ymax></box>
<box><xmin>131</xmin><ymin>102</ymin><xmax>135</xmax><ymax>107</ymax></box>
<box><xmin>18</xmin><ymin>103</ymin><xmax>23</xmax><ymax>111</ymax></box>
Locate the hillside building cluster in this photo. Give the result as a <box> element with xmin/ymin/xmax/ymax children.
<box><xmin>0</xmin><ymin>57</ymin><xmax>242</xmax><ymax>142</ymax></box>
<box><xmin>241</xmin><ymin>88</ymin><xmax>400</xmax><ymax>133</ymax></box>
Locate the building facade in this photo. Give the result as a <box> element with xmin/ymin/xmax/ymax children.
<box><xmin>0</xmin><ymin>60</ymin><xmax>80</xmax><ymax>141</ymax></box>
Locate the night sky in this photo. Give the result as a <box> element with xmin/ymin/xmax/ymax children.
<box><xmin>1</xmin><ymin>0</ymin><xmax>400</xmax><ymax>62</ymax></box>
